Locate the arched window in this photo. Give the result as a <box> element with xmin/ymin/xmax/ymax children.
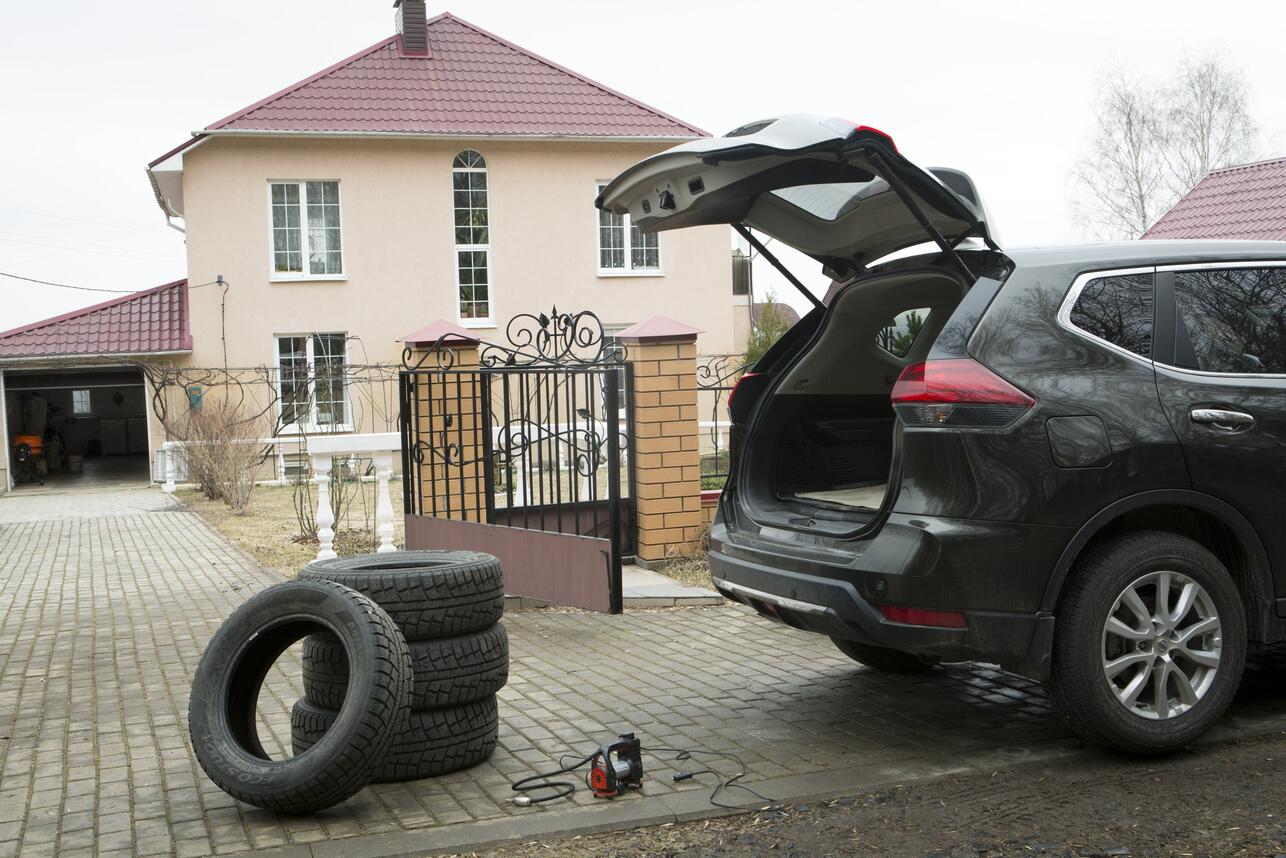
<box><xmin>453</xmin><ymin>150</ymin><xmax>491</xmax><ymax>322</ymax></box>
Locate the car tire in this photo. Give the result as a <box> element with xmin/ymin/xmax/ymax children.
<box><xmin>1049</xmin><ymin>530</ymin><xmax>1247</xmax><ymax>754</ymax></box>
<box><xmin>292</xmin><ymin>695</ymin><xmax>499</xmax><ymax>783</ymax></box>
<box><xmin>831</xmin><ymin>638</ymin><xmax>936</xmax><ymax>673</ymax></box>
<box><xmin>188</xmin><ymin>580</ymin><xmax>413</xmax><ymax>812</ymax></box>
<box><xmin>299</xmin><ymin>550</ymin><xmax>504</xmax><ymax>640</ymax></box>
<box><xmin>303</xmin><ymin>624</ymin><xmax>509</xmax><ymax>710</ymax></box>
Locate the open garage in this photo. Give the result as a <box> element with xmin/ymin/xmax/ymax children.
<box><xmin>3</xmin><ymin>366</ymin><xmax>151</xmax><ymax>489</ymax></box>
<box><xmin>0</xmin><ymin>279</ymin><xmax>191</xmax><ymax>493</ymax></box>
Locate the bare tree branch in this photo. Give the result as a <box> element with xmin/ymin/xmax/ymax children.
<box><xmin>1070</xmin><ymin>58</ymin><xmax>1258</xmax><ymax>240</ymax></box>
<box><xmin>1157</xmin><ymin>55</ymin><xmax>1258</xmax><ymax>200</ymax></box>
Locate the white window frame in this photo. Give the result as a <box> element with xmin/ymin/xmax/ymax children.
<box><xmin>274</xmin><ymin>333</ymin><xmax>352</xmax><ymax>433</ymax></box>
<box><xmin>596</xmin><ymin>181</ymin><xmax>663</xmax><ymax>278</ymax></box>
<box><xmin>71</xmin><ymin>389</ymin><xmax>92</xmax><ymax>415</ymax></box>
<box><xmin>267</xmin><ymin>180</ymin><xmax>347</xmax><ymax>282</ymax></box>
<box><xmin>600</xmin><ymin>324</ymin><xmax>631</xmax><ymax>410</ymax></box>
<box><xmin>453</xmin><ymin>152</ymin><xmax>495</xmax><ymax>328</ymax></box>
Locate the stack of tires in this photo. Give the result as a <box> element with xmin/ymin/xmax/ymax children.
<box><xmin>291</xmin><ymin>550</ymin><xmax>508</xmax><ymax>783</ymax></box>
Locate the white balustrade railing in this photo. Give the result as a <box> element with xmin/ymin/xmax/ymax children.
<box><xmin>158</xmin><ymin>432</ymin><xmax>401</xmax><ymax>561</ymax></box>
<box><xmin>305</xmin><ymin>432</ymin><xmax>400</xmax><ymax>561</ymax></box>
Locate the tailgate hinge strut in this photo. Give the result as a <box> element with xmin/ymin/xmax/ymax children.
<box><xmin>866</xmin><ymin>150</ymin><xmax>977</xmax><ymax>282</ymax></box>
<box><xmin>733</xmin><ymin>223</ymin><xmax>824</xmax><ymax>312</ymax></box>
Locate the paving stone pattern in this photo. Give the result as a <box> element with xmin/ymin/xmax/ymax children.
<box><xmin>0</xmin><ymin>487</ymin><xmax>1282</xmax><ymax>857</ymax></box>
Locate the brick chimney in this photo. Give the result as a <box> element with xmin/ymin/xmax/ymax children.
<box><xmin>394</xmin><ymin>0</ymin><xmax>431</xmax><ymax>57</ymax></box>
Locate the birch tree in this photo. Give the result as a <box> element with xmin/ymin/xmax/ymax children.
<box><xmin>1157</xmin><ymin>57</ymin><xmax>1258</xmax><ymax>199</ymax></box>
<box><xmin>1071</xmin><ymin>58</ymin><xmax>1258</xmax><ymax>240</ymax></box>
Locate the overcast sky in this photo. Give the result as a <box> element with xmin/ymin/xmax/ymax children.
<box><xmin>2</xmin><ymin>0</ymin><xmax>1285</xmax><ymax>331</ymax></box>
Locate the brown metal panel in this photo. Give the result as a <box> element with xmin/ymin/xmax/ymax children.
<box><xmin>405</xmin><ymin>514</ymin><xmax>613</xmax><ymax>613</ymax></box>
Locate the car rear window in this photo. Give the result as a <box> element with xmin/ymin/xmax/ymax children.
<box><xmin>1068</xmin><ymin>273</ymin><xmax>1153</xmax><ymax>358</ymax></box>
<box><xmin>771</xmin><ymin>181</ymin><xmax>883</xmax><ymax>222</ymax></box>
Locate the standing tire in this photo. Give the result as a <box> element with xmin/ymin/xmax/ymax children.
<box><xmin>188</xmin><ymin>580</ymin><xmax>413</xmax><ymax>812</ymax></box>
<box><xmin>292</xmin><ymin>696</ymin><xmax>499</xmax><ymax>783</ymax></box>
<box><xmin>299</xmin><ymin>551</ymin><xmax>504</xmax><ymax>640</ymax></box>
<box><xmin>303</xmin><ymin>624</ymin><xmax>509</xmax><ymax>710</ymax></box>
<box><xmin>831</xmin><ymin>638</ymin><xmax>936</xmax><ymax>673</ymax></box>
<box><xmin>1048</xmin><ymin>530</ymin><xmax>1247</xmax><ymax>754</ymax></box>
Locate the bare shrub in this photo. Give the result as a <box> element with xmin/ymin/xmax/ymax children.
<box><xmin>173</xmin><ymin>398</ymin><xmax>270</xmax><ymax>514</ymax></box>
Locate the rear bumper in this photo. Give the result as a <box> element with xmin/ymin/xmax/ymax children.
<box><xmin>709</xmin><ymin>513</ymin><xmax>1068</xmax><ymax>678</ymax></box>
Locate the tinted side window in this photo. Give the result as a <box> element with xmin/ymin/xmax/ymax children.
<box><xmin>876</xmin><ymin>307</ymin><xmax>931</xmax><ymax>357</ymax></box>
<box><xmin>1069</xmin><ymin>274</ymin><xmax>1153</xmax><ymax>357</ymax></box>
<box><xmin>1173</xmin><ymin>268</ymin><xmax>1286</xmax><ymax>374</ymax></box>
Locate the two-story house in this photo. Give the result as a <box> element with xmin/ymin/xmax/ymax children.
<box><xmin>0</xmin><ymin>4</ymin><xmax>737</xmax><ymax>492</ymax></box>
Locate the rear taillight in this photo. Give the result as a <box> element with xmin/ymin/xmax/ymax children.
<box><xmin>727</xmin><ymin>371</ymin><xmax>764</xmax><ymax>416</ymax></box>
<box><xmin>891</xmin><ymin>359</ymin><xmax>1034</xmax><ymax>429</ymax></box>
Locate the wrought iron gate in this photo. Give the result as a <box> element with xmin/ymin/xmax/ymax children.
<box><xmin>399</xmin><ymin>310</ymin><xmax>635</xmax><ymax>613</ymax></box>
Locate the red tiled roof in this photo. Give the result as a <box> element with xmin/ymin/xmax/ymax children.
<box><xmin>0</xmin><ymin>280</ymin><xmax>192</xmax><ymax>359</ymax></box>
<box><xmin>201</xmin><ymin>13</ymin><xmax>705</xmax><ymax>138</ymax></box>
<box><xmin>1143</xmin><ymin>157</ymin><xmax>1286</xmax><ymax>240</ymax></box>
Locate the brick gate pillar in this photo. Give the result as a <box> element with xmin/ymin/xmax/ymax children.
<box><xmin>618</xmin><ymin>316</ymin><xmax>704</xmax><ymax>566</ymax></box>
<box><xmin>402</xmin><ymin>322</ymin><xmax>488</xmax><ymax>522</ymax></box>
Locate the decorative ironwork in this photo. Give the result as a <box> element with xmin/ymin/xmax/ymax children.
<box><xmin>401</xmin><ymin>334</ymin><xmax>478</xmax><ymax>372</ymax></box>
<box><xmin>696</xmin><ymin>354</ymin><xmax>752</xmax><ymax>488</ymax></box>
<box><xmin>400</xmin><ymin>308</ymin><xmax>626</xmax><ymax>372</ymax></box>
<box><xmin>399</xmin><ymin>359</ymin><xmax>636</xmax><ymax>554</ymax></box>
<box><xmin>696</xmin><ymin>354</ymin><xmax>749</xmax><ymax>392</ymax></box>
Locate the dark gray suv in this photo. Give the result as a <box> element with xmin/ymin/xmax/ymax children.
<box><xmin>599</xmin><ymin>114</ymin><xmax>1286</xmax><ymax>753</ymax></box>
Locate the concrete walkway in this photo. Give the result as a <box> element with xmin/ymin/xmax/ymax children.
<box><xmin>621</xmin><ymin>564</ymin><xmax>722</xmax><ymax>606</ymax></box>
<box><xmin>0</xmin><ymin>486</ymin><xmax>1282</xmax><ymax>858</ymax></box>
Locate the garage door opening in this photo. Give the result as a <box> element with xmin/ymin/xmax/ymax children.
<box><xmin>4</xmin><ymin>367</ymin><xmax>151</xmax><ymax>490</ymax></box>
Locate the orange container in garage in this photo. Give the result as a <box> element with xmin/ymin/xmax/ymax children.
<box><xmin>12</xmin><ymin>434</ymin><xmax>43</xmax><ymax>454</ymax></box>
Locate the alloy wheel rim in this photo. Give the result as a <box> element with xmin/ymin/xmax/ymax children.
<box><xmin>1100</xmin><ymin>570</ymin><xmax>1222</xmax><ymax>720</ymax></box>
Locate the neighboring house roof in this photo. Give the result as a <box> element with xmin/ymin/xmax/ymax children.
<box><xmin>147</xmin><ymin>12</ymin><xmax>705</xmax><ymax>218</ymax></box>
<box><xmin>1143</xmin><ymin>157</ymin><xmax>1286</xmax><ymax>240</ymax></box>
<box><xmin>0</xmin><ymin>280</ymin><xmax>191</xmax><ymax>360</ymax></box>
<box><xmin>822</xmin><ymin>280</ymin><xmax>845</xmax><ymax>305</ymax></box>
<box><xmin>752</xmin><ymin>301</ymin><xmax>801</xmax><ymax>327</ymax></box>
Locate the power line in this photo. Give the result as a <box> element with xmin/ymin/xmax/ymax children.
<box><xmin>0</xmin><ymin>271</ymin><xmax>138</xmax><ymax>293</ymax></box>
<box><xmin>0</xmin><ymin>270</ymin><xmax>222</xmax><ymax>295</ymax></box>
<box><xmin>0</xmin><ymin>227</ymin><xmax>178</xmax><ymax>262</ymax></box>
<box><xmin>0</xmin><ymin>234</ymin><xmax>180</xmax><ymax>265</ymax></box>
<box><xmin>0</xmin><ymin>206</ymin><xmax>173</xmax><ymax>235</ymax></box>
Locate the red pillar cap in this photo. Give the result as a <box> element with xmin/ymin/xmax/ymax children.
<box><xmin>615</xmin><ymin>315</ymin><xmax>703</xmax><ymax>342</ymax></box>
<box><xmin>401</xmin><ymin>320</ymin><xmax>481</xmax><ymax>349</ymax></box>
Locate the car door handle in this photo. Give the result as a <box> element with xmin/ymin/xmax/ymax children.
<box><xmin>1190</xmin><ymin>408</ymin><xmax>1255</xmax><ymax>431</ymax></box>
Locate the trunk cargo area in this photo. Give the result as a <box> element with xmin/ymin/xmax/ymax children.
<box><xmin>738</xmin><ymin>267</ymin><xmax>967</xmax><ymax>531</ymax></box>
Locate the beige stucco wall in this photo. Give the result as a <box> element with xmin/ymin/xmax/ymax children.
<box><xmin>180</xmin><ymin>136</ymin><xmax>736</xmax><ymax>371</ymax></box>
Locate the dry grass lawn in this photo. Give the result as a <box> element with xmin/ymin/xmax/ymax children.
<box><xmin>661</xmin><ymin>553</ymin><xmax>716</xmax><ymax>590</ymax></box>
<box><xmin>178</xmin><ymin>482</ymin><xmax>406</xmax><ymax>577</ymax></box>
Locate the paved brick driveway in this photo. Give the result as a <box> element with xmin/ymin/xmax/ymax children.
<box><xmin>0</xmin><ymin>487</ymin><xmax>1282</xmax><ymax>858</ymax></box>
